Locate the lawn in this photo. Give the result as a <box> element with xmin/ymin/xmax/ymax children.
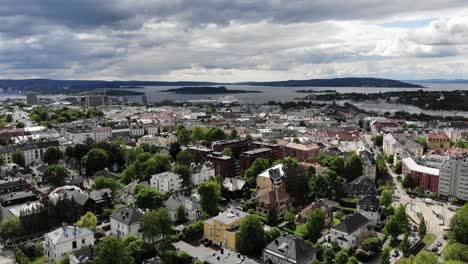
<box><xmin>31</xmin><ymin>256</ymin><xmax>45</xmax><ymax>264</ymax></box>
<box><xmin>333</xmin><ymin>217</ymin><xmax>341</xmax><ymax>226</ymax></box>
<box><xmin>396</xmin><ymin>234</ymin><xmax>437</xmax><ymax>263</ymax></box>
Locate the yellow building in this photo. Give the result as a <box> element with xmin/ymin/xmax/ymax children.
<box><xmin>203</xmin><ymin>210</ymin><xmax>248</xmax><ymax>251</ymax></box>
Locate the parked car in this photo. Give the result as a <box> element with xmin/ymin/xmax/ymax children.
<box><xmin>431</xmin><ymin>247</ymin><xmax>438</xmax><ymax>253</ymax></box>
<box><xmin>392</xmin><ymin>250</ymin><xmax>400</xmax><ymax>257</ymax></box>
<box><xmin>436</xmin><ymin>241</ymin><xmax>442</xmax><ymax>247</ymax></box>
<box><xmin>443</xmin><ymin>234</ymin><xmax>448</xmax><ymax>240</ymax></box>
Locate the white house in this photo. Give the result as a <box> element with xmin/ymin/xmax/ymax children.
<box><xmin>0</xmin><ymin>140</ymin><xmax>60</xmax><ymax>166</ymax></box>
<box><xmin>110</xmin><ymin>206</ymin><xmax>143</xmax><ymax>238</ymax></box>
<box><xmin>382</xmin><ymin>133</ymin><xmax>397</xmax><ymax>156</ymax></box>
<box><xmin>357</xmin><ymin>196</ymin><xmax>381</xmax><ymax>225</ymax></box>
<box><xmin>190</xmin><ymin>161</ymin><xmax>215</xmax><ymax>186</ymax></box>
<box><xmin>65</xmin><ymin>127</ymin><xmax>112</xmax><ymax>144</ymax></box>
<box><xmin>44</xmin><ymin>226</ymin><xmax>94</xmax><ymax>261</ymax></box>
<box><xmin>330</xmin><ymin>213</ymin><xmax>370</xmax><ymax>248</ymax></box>
<box><xmin>164</xmin><ymin>194</ymin><xmax>201</xmax><ymax>221</ymax></box>
<box><xmin>150</xmin><ymin>171</ymin><xmax>183</xmax><ymax>193</ymax></box>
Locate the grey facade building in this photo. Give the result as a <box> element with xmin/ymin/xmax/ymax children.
<box><xmin>263</xmin><ymin>233</ymin><xmax>317</xmax><ymax>264</ymax></box>
<box><xmin>439</xmin><ymin>158</ymin><xmax>468</xmax><ymax>201</ymax></box>
<box><xmin>26</xmin><ymin>92</ymin><xmax>38</xmax><ymax>105</ymax></box>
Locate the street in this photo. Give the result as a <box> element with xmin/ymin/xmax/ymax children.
<box><xmin>0</xmin><ymin>245</ymin><xmax>14</xmax><ymax>264</ymax></box>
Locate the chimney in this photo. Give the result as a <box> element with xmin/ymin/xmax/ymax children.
<box><xmin>274</xmin><ymin>239</ymin><xmax>279</xmax><ymax>245</ymax></box>
<box><xmin>220</xmin><ymin>248</ymin><xmax>224</xmax><ymax>254</ymax></box>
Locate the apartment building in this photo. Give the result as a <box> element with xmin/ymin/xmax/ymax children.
<box><xmin>150</xmin><ymin>171</ymin><xmax>183</xmax><ymax>193</ymax></box>
<box><xmin>65</xmin><ymin>127</ymin><xmax>112</xmax><ymax>144</ymax></box>
<box><xmin>439</xmin><ymin>158</ymin><xmax>468</xmax><ymax>201</ymax></box>
<box><xmin>203</xmin><ymin>210</ymin><xmax>248</xmax><ymax>250</ymax></box>
<box><xmin>0</xmin><ymin>140</ymin><xmax>60</xmax><ymax>166</ymax></box>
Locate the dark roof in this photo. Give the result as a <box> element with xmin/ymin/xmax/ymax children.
<box><xmin>333</xmin><ymin>213</ymin><xmax>370</xmax><ymax>234</ymax></box>
<box><xmin>0</xmin><ymin>191</ymin><xmax>37</xmax><ymax>202</ymax></box>
<box><xmin>110</xmin><ymin>206</ymin><xmax>143</xmax><ymax>225</ymax></box>
<box><xmin>343</xmin><ymin>176</ymin><xmax>378</xmax><ymax>197</ymax></box>
<box><xmin>0</xmin><ymin>179</ymin><xmax>29</xmax><ymax>190</ymax></box>
<box><xmin>359</xmin><ymin>149</ymin><xmax>375</xmax><ymax>164</ymax></box>
<box><xmin>92</xmin><ymin>170</ymin><xmax>119</xmax><ymax>178</ymax></box>
<box><xmin>64</xmin><ymin>176</ymin><xmax>84</xmax><ymax>186</ymax></box>
<box><xmin>70</xmin><ymin>246</ymin><xmax>94</xmax><ymax>264</ymax></box>
<box><xmin>358</xmin><ymin>196</ymin><xmax>380</xmax><ymax>212</ymax></box>
<box><xmin>264</xmin><ymin>233</ymin><xmax>317</xmax><ymax>262</ymax></box>
<box><xmin>0</xmin><ymin>140</ymin><xmax>60</xmax><ymax>154</ymax></box>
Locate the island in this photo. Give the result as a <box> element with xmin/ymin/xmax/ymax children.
<box><xmin>81</xmin><ymin>89</ymin><xmax>145</xmax><ymax>96</ymax></box>
<box><xmin>161</xmin><ymin>86</ymin><xmax>262</xmax><ymax>94</ymax></box>
<box><xmin>295</xmin><ymin>89</ymin><xmax>337</xmax><ymax>93</ymax></box>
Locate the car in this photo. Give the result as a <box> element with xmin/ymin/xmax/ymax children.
<box><xmin>392</xmin><ymin>250</ymin><xmax>400</xmax><ymax>257</ymax></box>
<box><xmin>431</xmin><ymin>247</ymin><xmax>438</xmax><ymax>253</ymax></box>
<box><xmin>409</xmin><ymin>194</ymin><xmax>416</xmax><ymax>199</ymax></box>
<box><xmin>443</xmin><ymin>234</ymin><xmax>448</xmax><ymax>240</ymax></box>
<box><xmin>436</xmin><ymin>241</ymin><xmax>442</xmax><ymax>247</ymax></box>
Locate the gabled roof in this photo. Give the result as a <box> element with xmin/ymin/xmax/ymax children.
<box><xmin>358</xmin><ymin>196</ymin><xmax>380</xmax><ymax>212</ymax></box>
<box><xmin>222</xmin><ymin>177</ymin><xmax>246</xmax><ymax>192</ymax></box>
<box><xmin>46</xmin><ymin>226</ymin><xmax>93</xmax><ymax>245</ymax></box>
<box><xmin>258</xmin><ymin>164</ymin><xmax>284</xmax><ymax>181</ymax></box>
<box><xmin>110</xmin><ymin>206</ymin><xmax>143</xmax><ymax>226</ymax></box>
<box><xmin>264</xmin><ymin>233</ymin><xmax>317</xmax><ymax>262</ymax></box>
<box><xmin>343</xmin><ymin>176</ymin><xmax>378</xmax><ymax>197</ymax></box>
<box><xmin>333</xmin><ymin>213</ymin><xmax>369</xmax><ymax>234</ymax></box>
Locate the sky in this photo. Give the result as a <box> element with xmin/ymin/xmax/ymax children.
<box><xmin>0</xmin><ymin>0</ymin><xmax>468</xmax><ymax>82</ymax></box>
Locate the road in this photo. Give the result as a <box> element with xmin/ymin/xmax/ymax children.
<box><xmin>0</xmin><ymin>245</ymin><xmax>14</xmax><ymax>264</ymax></box>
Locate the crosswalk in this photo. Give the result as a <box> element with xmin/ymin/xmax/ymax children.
<box><xmin>0</xmin><ymin>256</ymin><xmax>14</xmax><ymax>264</ymax></box>
<box><xmin>0</xmin><ymin>249</ymin><xmax>14</xmax><ymax>264</ymax></box>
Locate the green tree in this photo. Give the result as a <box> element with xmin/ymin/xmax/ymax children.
<box><xmin>237</xmin><ymin>215</ymin><xmax>265</xmax><ymax>256</ymax></box>
<box><xmin>347</xmin><ymin>256</ymin><xmax>359</xmax><ymax>264</ymax></box>
<box><xmin>283</xmin><ymin>158</ymin><xmax>310</xmax><ymax>205</ymax></box>
<box><xmin>417</xmin><ymin>137</ymin><xmax>428</xmax><ymax>153</ymax></box>
<box><xmin>344</xmin><ymin>153</ymin><xmax>363</xmax><ymax>181</ymax></box>
<box><xmin>140</xmin><ymin>208</ymin><xmax>173</xmax><ymax>245</ymax></box>
<box><xmin>379</xmin><ymin>187</ymin><xmax>394</xmax><ymax>208</ymax></box>
<box><xmin>5</xmin><ymin>113</ymin><xmax>12</xmax><ymax>122</ymax></box>
<box><xmin>76</xmin><ymin>211</ymin><xmax>97</xmax><ymax>232</ymax></box>
<box><xmin>12</xmin><ymin>150</ymin><xmax>26</xmax><ymax>167</ymax></box>
<box><xmin>191</xmin><ymin>126</ymin><xmax>205</xmax><ymax>142</ymax></box>
<box><xmin>372</xmin><ymin>134</ymin><xmax>384</xmax><ymax>147</ymax></box>
<box><xmin>414</xmin><ymin>251</ymin><xmax>438</xmax><ymax>264</ymax></box>
<box><xmin>16</xmin><ymin>122</ymin><xmax>25</xmax><ymax>128</ymax></box>
<box><xmin>177</xmin><ymin>126</ymin><xmax>191</xmax><ymax>146</ymax></box>
<box><xmin>42</xmin><ymin>146</ymin><xmax>63</xmax><ymax>164</ymax></box>
<box><xmin>94</xmin><ymin>236</ymin><xmax>135</xmax><ymax>264</ymax></box>
<box><xmin>384</xmin><ymin>216</ymin><xmax>400</xmax><ymax>241</ymax></box>
<box><xmin>176</xmin><ymin>150</ymin><xmax>194</xmax><ymax>166</ymax></box>
<box><xmin>293</xmin><ymin>137</ymin><xmax>300</xmax><ymax>144</ymax></box>
<box><xmin>197</xmin><ymin>180</ymin><xmax>221</xmax><ymax>216</ymax></box>
<box><xmin>173</xmin><ymin>164</ymin><xmax>190</xmax><ymax>186</ymax></box>
<box><xmin>135</xmin><ymin>185</ymin><xmax>164</xmax><ymax>210</ymax></box>
<box><xmin>222</xmin><ymin>147</ymin><xmax>233</xmax><ymax>157</ymax></box>
<box><xmin>442</xmin><ymin>243</ymin><xmax>468</xmax><ymax>263</ymax></box>
<box><xmin>204</xmin><ymin>127</ymin><xmax>226</xmax><ymax>144</ymax></box>
<box><xmin>402</xmin><ymin>174</ymin><xmax>414</xmax><ymax>189</ymax></box>
<box><xmin>243</xmin><ymin>158</ymin><xmax>270</xmax><ymax>184</ymax></box>
<box><xmin>323</xmin><ymin>248</ymin><xmax>336</xmax><ymax>264</ymax></box>
<box><xmin>296</xmin><ymin>208</ymin><xmax>324</xmax><ymax>242</ymax></box>
<box><xmin>393</xmin><ymin>161</ymin><xmax>403</xmax><ymax>174</ymax></box>
<box><xmin>176</xmin><ymin>205</ymin><xmax>187</xmax><ymax>224</ymax></box>
<box><xmin>169</xmin><ymin>142</ymin><xmax>181</xmax><ymax>159</ymax></box>
<box><xmin>82</xmin><ymin>148</ymin><xmax>109</xmax><ymax>176</ymax></box>
<box><xmin>43</xmin><ymin>164</ymin><xmax>69</xmax><ymax>187</ymax></box>
<box><xmin>394</xmin><ymin>204</ymin><xmax>409</xmax><ymax>233</ymax></box>
<box><xmin>309</xmin><ymin>168</ymin><xmax>342</xmax><ymax>200</ymax></box>
<box><xmin>0</xmin><ymin>216</ymin><xmax>23</xmax><ymax>241</ymax></box>
<box><xmin>316</xmin><ymin>153</ymin><xmax>344</xmax><ymax>174</ymax></box>
<box><xmin>401</xmin><ymin>233</ymin><xmax>410</xmax><ymax>256</ymax></box>
<box><xmin>335</xmin><ymin>250</ymin><xmax>349</xmax><ymax>264</ymax></box>
<box><xmin>450</xmin><ymin>203</ymin><xmax>468</xmax><ymax>244</ymax></box>
<box><xmin>381</xmin><ymin>246</ymin><xmax>391</xmax><ymax>264</ymax></box>
<box><xmin>283</xmin><ymin>211</ymin><xmax>295</xmax><ymax>223</ymax></box>
<box><xmin>94</xmin><ymin>176</ymin><xmax>120</xmax><ymax>193</ymax></box>
<box><xmin>15</xmin><ymin>250</ymin><xmax>30</xmax><ymax>264</ymax></box>
<box><xmin>123</xmin><ymin>235</ymin><xmax>146</xmax><ymax>263</ymax></box>
<box><xmin>418</xmin><ymin>216</ymin><xmax>427</xmax><ymax>238</ymax></box>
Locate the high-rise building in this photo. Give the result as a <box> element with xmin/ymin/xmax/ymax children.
<box><xmin>26</xmin><ymin>92</ymin><xmax>38</xmax><ymax>105</ymax></box>
<box><xmin>84</xmin><ymin>95</ymin><xmax>104</xmax><ymax>107</ymax></box>
<box><xmin>439</xmin><ymin>158</ymin><xmax>468</xmax><ymax>201</ymax></box>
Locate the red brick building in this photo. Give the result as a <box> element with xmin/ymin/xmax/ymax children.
<box><xmin>248</xmin><ymin>142</ymin><xmax>284</xmax><ymax>160</ymax></box>
<box><xmin>402</xmin><ymin>157</ymin><xmax>440</xmax><ymax>193</ymax></box>
<box><xmin>212</xmin><ymin>139</ymin><xmax>249</xmax><ymax>159</ymax></box>
<box><xmin>239</xmin><ymin>148</ymin><xmax>273</xmax><ymax>173</ymax></box>
<box><xmin>207</xmin><ymin>152</ymin><xmax>237</xmax><ymax>178</ymax></box>
<box><xmin>282</xmin><ymin>142</ymin><xmax>320</xmax><ymax>162</ymax></box>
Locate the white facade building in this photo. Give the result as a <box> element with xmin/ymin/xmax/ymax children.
<box><xmin>138</xmin><ymin>133</ymin><xmax>177</xmax><ymax>148</ymax></box>
<box><xmin>383</xmin><ymin>134</ymin><xmax>397</xmax><ymax>156</ymax></box>
<box><xmin>330</xmin><ymin>213</ymin><xmax>370</xmax><ymax>248</ymax></box>
<box><xmin>0</xmin><ymin>140</ymin><xmax>60</xmax><ymax>166</ymax></box>
<box><xmin>110</xmin><ymin>207</ymin><xmax>143</xmax><ymax>238</ymax></box>
<box><xmin>44</xmin><ymin>226</ymin><xmax>94</xmax><ymax>261</ymax></box>
<box><xmin>439</xmin><ymin>158</ymin><xmax>468</xmax><ymax>201</ymax></box>
<box><xmin>190</xmin><ymin>161</ymin><xmax>215</xmax><ymax>186</ymax></box>
<box><xmin>65</xmin><ymin>127</ymin><xmax>112</xmax><ymax>144</ymax></box>
<box><xmin>164</xmin><ymin>194</ymin><xmax>201</xmax><ymax>221</ymax></box>
<box><xmin>150</xmin><ymin>171</ymin><xmax>183</xmax><ymax>193</ymax></box>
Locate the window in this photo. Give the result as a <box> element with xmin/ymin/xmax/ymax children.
<box><xmin>72</xmin><ymin>241</ymin><xmax>77</xmax><ymax>249</ymax></box>
<box><xmin>82</xmin><ymin>238</ymin><xmax>85</xmax><ymax>244</ymax></box>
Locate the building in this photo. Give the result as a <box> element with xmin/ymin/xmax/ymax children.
<box><xmin>207</xmin><ymin>152</ymin><xmax>237</xmax><ymax>178</ymax></box>
<box><xmin>44</xmin><ymin>226</ymin><xmax>94</xmax><ymax>261</ymax></box>
<box><xmin>358</xmin><ymin>148</ymin><xmax>376</xmax><ymax>181</ymax></box>
<box><xmin>0</xmin><ymin>140</ymin><xmax>60</xmax><ymax>166</ymax></box>
<box><xmin>263</xmin><ymin>233</ymin><xmax>317</xmax><ymax>264</ymax></box>
<box><xmin>330</xmin><ymin>213</ymin><xmax>370</xmax><ymax>248</ymax></box>
<box><xmin>402</xmin><ymin>157</ymin><xmax>440</xmax><ymax>193</ymax></box>
<box><xmin>65</xmin><ymin>127</ymin><xmax>112</xmax><ymax>144</ymax></box>
<box><xmin>26</xmin><ymin>92</ymin><xmax>38</xmax><ymax>105</ymax></box>
<box><xmin>0</xmin><ymin>178</ymin><xmax>31</xmax><ymax>195</ymax></box>
<box><xmin>150</xmin><ymin>171</ymin><xmax>183</xmax><ymax>193</ymax></box>
<box><xmin>383</xmin><ymin>134</ymin><xmax>398</xmax><ymax>156</ymax></box>
<box><xmin>297</xmin><ymin>199</ymin><xmax>333</xmax><ymax>226</ymax></box>
<box><xmin>370</xmin><ymin>120</ymin><xmax>401</xmax><ymax>136</ymax></box>
<box><xmin>138</xmin><ymin>133</ymin><xmax>177</xmax><ymax>148</ymax></box>
<box><xmin>239</xmin><ymin>148</ymin><xmax>273</xmax><ymax>173</ymax></box>
<box><xmin>222</xmin><ymin>177</ymin><xmax>249</xmax><ymax>200</ymax></box>
<box><xmin>256</xmin><ymin>187</ymin><xmax>290</xmax><ymax>216</ymax></box>
<box><xmin>84</xmin><ymin>95</ymin><xmax>104</xmax><ymax>108</ymax></box>
<box><xmin>427</xmin><ymin>133</ymin><xmax>450</xmax><ymax>149</ymax></box>
<box><xmin>0</xmin><ymin>190</ymin><xmax>38</xmax><ymax>207</ymax></box>
<box><xmin>283</xmin><ymin>142</ymin><xmax>320</xmax><ymax>162</ymax></box>
<box><xmin>439</xmin><ymin>158</ymin><xmax>468</xmax><ymax>201</ymax></box>
<box><xmin>164</xmin><ymin>194</ymin><xmax>201</xmax><ymax>221</ymax></box>
<box><xmin>343</xmin><ymin>176</ymin><xmax>378</xmax><ymax>198</ymax></box>
<box><xmin>256</xmin><ymin>164</ymin><xmax>285</xmax><ymax>190</ymax></box>
<box><xmin>110</xmin><ymin>206</ymin><xmax>143</xmax><ymax>238</ymax></box>
<box><xmin>249</xmin><ymin>141</ymin><xmax>284</xmax><ymax>160</ymax></box>
<box><xmin>212</xmin><ymin>139</ymin><xmax>250</xmax><ymax>159</ymax></box>
<box><xmin>203</xmin><ymin>209</ymin><xmax>248</xmax><ymax>251</ymax></box>
<box><xmin>190</xmin><ymin>161</ymin><xmax>215</xmax><ymax>186</ymax></box>
<box><xmin>357</xmin><ymin>196</ymin><xmax>381</xmax><ymax>225</ymax></box>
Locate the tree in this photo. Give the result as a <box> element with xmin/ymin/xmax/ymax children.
<box><xmin>347</xmin><ymin>256</ymin><xmax>359</xmax><ymax>264</ymax></box>
<box><xmin>16</xmin><ymin>122</ymin><xmax>25</xmax><ymax>128</ymax></box>
<box><xmin>309</xmin><ymin>168</ymin><xmax>343</xmax><ymax>200</ymax></box>
<box><xmin>394</xmin><ymin>204</ymin><xmax>409</xmax><ymax>234</ymax></box>
<box><xmin>344</xmin><ymin>153</ymin><xmax>363</xmax><ymax>182</ymax></box>
<box><xmin>414</xmin><ymin>251</ymin><xmax>438</xmax><ymax>264</ymax></box>
<box><xmin>243</xmin><ymin>158</ymin><xmax>270</xmax><ymax>184</ymax></box>
<box><xmin>283</xmin><ymin>158</ymin><xmax>310</xmax><ymax>205</ymax></box>
<box><xmin>15</xmin><ymin>250</ymin><xmax>30</xmax><ymax>264</ymax></box>
<box><xmin>442</xmin><ymin>243</ymin><xmax>468</xmax><ymax>263</ymax></box>
<box><xmin>402</xmin><ymin>174</ymin><xmax>414</xmax><ymax>189</ymax></box>
<box><xmin>379</xmin><ymin>187</ymin><xmax>394</xmax><ymax>208</ymax></box>
<box><xmin>222</xmin><ymin>147</ymin><xmax>233</xmax><ymax>157</ymax></box>
<box><xmin>393</xmin><ymin>161</ymin><xmax>403</xmax><ymax>174</ymax></box>
<box><xmin>372</xmin><ymin>134</ymin><xmax>383</xmax><ymax>147</ymax></box>
<box><xmin>417</xmin><ymin>137</ymin><xmax>428</xmax><ymax>153</ymax></box>
<box><xmin>176</xmin><ymin>205</ymin><xmax>187</xmax><ymax>224</ymax></box>
<box><xmin>450</xmin><ymin>203</ymin><xmax>468</xmax><ymax>244</ymax></box>
<box><xmin>76</xmin><ymin>212</ymin><xmax>97</xmax><ymax>232</ymax></box>
<box><xmin>94</xmin><ymin>176</ymin><xmax>120</xmax><ymax>193</ymax></box>
<box><xmin>169</xmin><ymin>142</ymin><xmax>181</xmax><ymax>159</ymax></box>
<box><xmin>82</xmin><ymin>148</ymin><xmax>109</xmax><ymax>176</ymax></box>
<box><xmin>135</xmin><ymin>185</ymin><xmax>164</xmax><ymax>210</ymax></box>
<box><xmin>401</xmin><ymin>233</ymin><xmax>410</xmax><ymax>256</ymax></box>
<box><xmin>316</xmin><ymin>153</ymin><xmax>344</xmax><ymax>174</ymax></box>
<box><xmin>303</xmin><ymin>208</ymin><xmax>325</xmax><ymax>242</ymax></box>
<box><xmin>204</xmin><ymin>127</ymin><xmax>226</xmax><ymax>144</ymax></box>
<box><xmin>418</xmin><ymin>216</ymin><xmax>427</xmax><ymax>238</ymax></box>
<box><xmin>293</xmin><ymin>137</ymin><xmax>300</xmax><ymax>144</ymax></box>
<box><xmin>173</xmin><ymin>164</ymin><xmax>190</xmax><ymax>186</ymax></box>
<box><xmin>94</xmin><ymin>236</ymin><xmax>135</xmax><ymax>264</ymax></box>
<box><xmin>381</xmin><ymin>246</ymin><xmax>391</xmax><ymax>264</ymax></box>
<box><xmin>6</xmin><ymin>113</ymin><xmax>12</xmax><ymax>122</ymax></box>
<box><xmin>335</xmin><ymin>250</ymin><xmax>349</xmax><ymax>264</ymax></box>
<box><xmin>197</xmin><ymin>180</ymin><xmax>221</xmax><ymax>216</ymax></box>
<box><xmin>323</xmin><ymin>248</ymin><xmax>336</xmax><ymax>264</ymax></box>
<box><xmin>177</xmin><ymin>127</ymin><xmax>191</xmax><ymax>146</ymax></box>
<box><xmin>283</xmin><ymin>211</ymin><xmax>295</xmax><ymax>223</ymax></box>
<box><xmin>191</xmin><ymin>126</ymin><xmax>205</xmax><ymax>142</ymax></box>
<box><xmin>43</xmin><ymin>146</ymin><xmax>63</xmax><ymax>164</ymax></box>
<box><xmin>384</xmin><ymin>215</ymin><xmax>400</xmax><ymax>241</ymax></box>
<box><xmin>176</xmin><ymin>150</ymin><xmax>194</xmax><ymax>166</ymax></box>
<box><xmin>237</xmin><ymin>215</ymin><xmax>265</xmax><ymax>256</ymax></box>
<box><xmin>43</xmin><ymin>164</ymin><xmax>69</xmax><ymax>187</ymax></box>
<box><xmin>140</xmin><ymin>208</ymin><xmax>173</xmax><ymax>245</ymax></box>
<box><xmin>12</xmin><ymin>150</ymin><xmax>26</xmax><ymax>167</ymax></box>
<box><xmin>0</xmin><ymin>216</ymin><xmax>23</xmax><ymax>241</ymax></box>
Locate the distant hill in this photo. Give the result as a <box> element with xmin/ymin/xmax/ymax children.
<box><xmin>162</xmin><ymin>86</ymin><xmax>262</xmax><ymax>94</ymax></box>
<box><xmin>0</xmin><ymin>77</ymin><xmax>422</xmax><ymax>92</ymax></box>
<box><xmin>406</xmin><ymin>79</ymin><xmax>468</xmax><ymax>84</ymax></box>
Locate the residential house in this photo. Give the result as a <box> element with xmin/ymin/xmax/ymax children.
<box><xmin>357</xmin><ymin>196</ymin><xmax>381</xmax><ymax>225</ymax></box>
<box><xmin>427</xmin><ymin>133</ymin><xmax>450</xmax><ymax>149</ymax></box>
<box><xmin>297</xmin><ymin>199</ymin><xmax>333</xmax><ymax>227</ymax></box>
<box><xmin>203</xmin><ymin>210</ymin><xmax>248</xmax><ymax>251</ymax></box>
<box><xmin>164</xmin><ymin>194</ymin><xmax>201</xmax><ymax>221</ymax></box>
<box><xmin>150</xmin><ymin>171</ymin><xmax>183</xmax><ymax>193</ymax></box>
<box><xmin>190</xmin><ymin>161</ymin><xmax>215</xmax><ymax>186</ymax></box>
<box><xmin>222</xmin><ymin>177</ymin><xmax>249</xmax><ymax>200</ymax></box>
<box><xmin>343</xmin><ymin>176</ymin><xmax>378</xmax><ymax>198</ymax></box>
<box><xmin>0</xmin><ymin>140</ymin><xmax>60</xmax><ymax>166</ymax></box>
<box><xmin>44</xmin><ymin>226</ymin><xmax>94</xmax><ymax>261</ymax></box>
<box><xmin>358</xmin><ymin>148</ymin><xmax>376</xmax><ymax>181</ymax></box>
<box><xmin>256</xmin><ymin>164</ymin><xmax>285</xmax><ymax>190</ymax></box>
<box><xmin>256</xmin><ymin>187</ymin><xmax>290</xmax><ymax>216</ymax></box>
<box><xmin>263</xmin><ymin>233</ymin><xmax>317</xmax><ymax>264</ymax></box>
<box><xmin>330</xmin><ymin>213</ymin><xmax>370</xmax><ymax>248</ymax></box>
<box><xmin>0</xmin><ymin>190</ymin><xmax>38</xmax><ymax>207</ymax></box>
<box><xmin>110</xmin><ymin>206</ymin><xmax>143</xmax><ymax>238</ymax></box>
